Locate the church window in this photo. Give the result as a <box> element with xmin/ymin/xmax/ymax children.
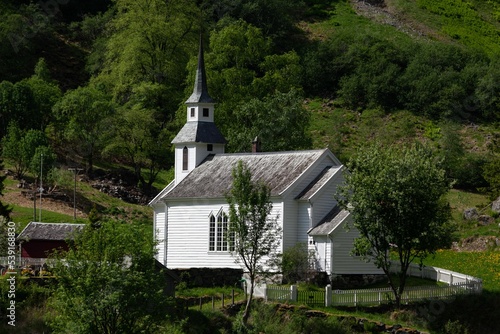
<box><xmin>203</xmin><ymin>108</ymin><xmax>209</xmax><ymax>117</ymax></box>
<box><xmin>209</xmin><ymin>212</ymin><xmax>233</xmax><ymax>252</ymax></box>
<box><xmin>190</xmin><ymin>108</ymin><xmax>195</xmax><ymax>117</ymax></box>
<box><xmin>182</xmin><ymin>147</ymin><xmax>188</xmax><ymax>171</ymax></box>
<box><xmin>207</xmin><ymin>144</ymin><xmax>213</xmax><ymax>151</ymax></box>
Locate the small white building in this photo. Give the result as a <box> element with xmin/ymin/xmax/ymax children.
<box><xmin>150</xmin><ymin>41</ymin><xmax>381</xmax><ymax>281</ymax></box>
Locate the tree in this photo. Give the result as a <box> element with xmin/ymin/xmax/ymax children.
<box><xmin>280</xmin><ymin>242</ymin><xmax>317</xmax><ymax>284</ymax></box>
<box><xmin>203</xmin><ymin>20</ymin><xmax>307</xmax><ymax>153</ymax></box>
<box><xmin>336</xmin><ymin>144</ymin><xmax>454</xmax><ymax>308</ymax></box>
<box><xmin>226</xmin><ymin>160</ymin><xmax>281</xmax><ymax>324</ymax></box>
<box><xmin>52</xmin><ymin>85</ymin><xmax>114</xmax><ymax>174</ymax></box>
<box><xmin>1</xmin><ymin>123</ymin><xmax>48</xmax><ymax>180</ymax></box>
<box><xmin>49</xmin><ymin>220</ymin><xmax>172</xmax><ymax>334</ymax></box>
<box><xmin>227</xmin><ymin>89</ymin><xmax>311</xmax><ymax>152</ymax></box>
<box><xmin>102</xmin><ymin>102</ymin><xmax>173</xmax><ymax>193</ymax></box>
<box><xmin>0</xmin><ymin>158</ymin><xmax>12</xmax><ymax>220</ymax></box>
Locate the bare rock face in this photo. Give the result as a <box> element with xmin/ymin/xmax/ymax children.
<box><xmin>492</xmin><ymin>197</ymin><xmax>500</xmax><ymax>213</ymax></box>
<box><xmin>463</xmin><ymin>207</ymin><xmax>479</xmax><ymax>220</ymax></box>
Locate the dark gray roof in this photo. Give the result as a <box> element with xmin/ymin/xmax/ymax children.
<box><xmin>17</xmin><ymin>222</ymin><xmax>85</xmax><ymax>241</ymax></box>
<box><xmin>171</xmin><ymin>121</ymin><xmax>226</xmax><ymax>144</ymax></box>
<box><xmin>296</xmin><ymin>166</ymin><xmax>341</xmax><ymax>200</ymax></box>
<box><xmin>164</xmin><ymin>149</ymin><xmax>327</xmax><ymax>199</ymax></box>
<box><xmin>308</xmin><ymin>206</ymin><xmax>350</xmax><ymax>236</ymax></box>
<box><xmin>186</xmin><ymin>36</ymin><xmax>214</xmax><ymax>104</ymax></box>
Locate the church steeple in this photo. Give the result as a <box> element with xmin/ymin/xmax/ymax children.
<box><xmin>171</xmin><ymin>36</ymin><xmax>226</xmax><ymax>185</ymax></box>
<box><xmin>186</xmin><ymin>36</ymin><xmax>214</xmax><ymax>104</ymax></box>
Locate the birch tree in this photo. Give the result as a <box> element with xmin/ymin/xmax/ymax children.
<box><xmin>226</xmin><ymin>160</ymin><xmax>281</xmax><ymax>324</ymax></box>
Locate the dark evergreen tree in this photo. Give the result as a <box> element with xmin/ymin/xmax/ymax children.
<box><xmin>0</xmin><ymin>157</ymin><xmax>12</xmax><ymax>219</ymax></box>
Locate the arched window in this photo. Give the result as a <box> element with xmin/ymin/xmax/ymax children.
<box><xmin>182</xmin><ymin>146</ymin><xmax>188</xmax><ymax>171</ymax></box>
<box><xmin>209</xmin><ymin>211</ymin><xmax>234</xmax><ymax>252</ymax></box>
<box><xmin>209</xmin><ymin>214</ymin><xmax>216</xmax><ymax>251</ymax></box>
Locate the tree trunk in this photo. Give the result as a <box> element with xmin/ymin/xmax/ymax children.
<box><xmin>242</xmin><ymin>278</ymin><xmax>254</xmax><ymax>324</ymax></box>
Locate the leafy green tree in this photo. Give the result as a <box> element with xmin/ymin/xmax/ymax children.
<box><xmin>49</xmin><ymin>220</ymin><xmax>172</xmax><ymax>334</ymax></box>
<box><xmin>227</xmin><ymin>89</ymin><xmax>311</xmax><ymax>152</ymax></box>
<box><xmin>226</xmin><ymin>160</ymin><xmax>281</xmax><ymax>324</ymax></box>
<box><xmin>52</xmin><ymin>85</ymin><xmax>114</xmax><ymax>174</ymax></box>
<box><xmin>0</xmin><ymin>159</ymin><xmax>12</xmax><ymax>220</ymax></box>
<box><xmin>1</xmin><ymin>124</ymin><xmax>48</xmax><ymax>180</ymax></box>
<box><xmin>336</xmin><ymin>144</ymin><xmax>454</xmax><ymax>308</ymax></box>
<box><xmin>280</xmin><ymin>242</ymin><xmax>316</xmax><ymax>284</ymax></box>
<box><xmin>29</xmin><ymin>145</ymin><xmax>57</xmax><ymax>185</ymax></box>
<box><xmin>483</xmin><ymin>157</ymin><xmax>500</xmax><ymax>199</ymax></box>
<box><xmin>203</xmin><ymin>20</ymin><xmax>306</xmax><ymax>152</ymax></box>
<box><xmin>97</xmin><ymin>0</ymin><xmax>198</xmax><ymax>112</ymax></box>
<box><xmin>103</xmin><ymin>102</ymin><xmax>172</xmax><ymax>193</ymax></box>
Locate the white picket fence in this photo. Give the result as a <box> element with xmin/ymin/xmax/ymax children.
<box><xmin>265</xmin><ymin>264</ymin><xmax>482</xmax><ymax>307</ymax></box>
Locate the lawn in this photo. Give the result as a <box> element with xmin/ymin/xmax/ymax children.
<box><xmin>423</xmin><ymin>250</ymin><xmax>500</xmax><ymax>292</ymax></box>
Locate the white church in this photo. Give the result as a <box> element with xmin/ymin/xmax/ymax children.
<box><xmin>149</xmin><ymin>41</ymin><xmax>381</xmax><ymax>281</ymax></box>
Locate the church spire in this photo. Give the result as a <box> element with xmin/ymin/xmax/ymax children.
<box><xmin>186</xmin><ymin>35</ymin><xmax>214</xmax><ymax>104</ymax></box>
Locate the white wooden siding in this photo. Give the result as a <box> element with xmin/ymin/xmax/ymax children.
<box><xmin>154</xmin><ymin>210</ymin><xmax>166</xmax><ymax>265</ymax></box>
<box><xmin>296</xmin><ymin>202</ymin><xmax>310</xmax><ymax>244</ymax></box>
<box><xmin>165</xmin><ymin>199</ymin><xmax>283</xmax><ymax>269</ymax></box>
<box><xmin>310</xmin><ymin>172</ymin><xmax>342</xmax><ymax>226</ymax></box>
<box><xmin>330</xmin><ymin>219</ymin><xmax>383</xmax><ymax>275</ymax></box>
<box><xmin>281</xmin><ymin>199</ymin><xmax>296</xmax><ymax>251</ymax></box>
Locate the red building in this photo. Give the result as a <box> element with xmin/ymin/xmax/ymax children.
<box><xmin>17</xmin><ymin>222</ymin><xmax>84</xmax><ymax>266</ymax></box>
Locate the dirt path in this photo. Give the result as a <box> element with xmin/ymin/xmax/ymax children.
<box><xmin>3</xmin><ymin>181</ymin><xmax>86</xmax><ymax>220</ymax></box>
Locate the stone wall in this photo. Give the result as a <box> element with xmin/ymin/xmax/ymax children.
<box><xmin>172</xmin><ymin>268</ymin><xmax>244</xmax><ymax>288</ymax></box>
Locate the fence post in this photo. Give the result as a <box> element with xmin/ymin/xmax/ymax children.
<box><xmin>290</xmin><ymin>285</ymin><xmax>298</xmax><ymax>302</ymax></box>
<box><xmin>264</xmin><ymin>285</ymin><xmax>268</xmax><ymax>302</ymax></box>
<box><xmin>325</xmin><ymin>285</ymin><xmax>332</xmax><ymax>307</ymax></box>
<box><xmin>354</xmin><ymin>291</ymin><xmax>357</xmax><ymax>307</ymax></box>
<box><xmin>450</xmin><ymin>273</ymin><xmax>453</xmax><ymax>285</ymax></box>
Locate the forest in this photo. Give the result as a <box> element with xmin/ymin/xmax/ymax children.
<box><xmin>1</xmin><ymin>0</ymin><xmax>500</xmax><ymax>200</ymax></box>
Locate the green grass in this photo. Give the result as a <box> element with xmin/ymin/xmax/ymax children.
<box><xmin>424</xmin><ymin>250</ymin><xmax>500</xmax><ymax>292</ymax></box>
<box><xmin>177</xmin><ymin>286</ymin><xmax>244</xmax><ymax>298</ymax></box>
<box><xmin>10</xmin><ymin>204</ymin><xmax>75</xmax><ymax>228</ymax></box>
<box><xmin>390</xmin><ymin>0</ymin><xmax>500</xmax><ymax>56</ymax></box>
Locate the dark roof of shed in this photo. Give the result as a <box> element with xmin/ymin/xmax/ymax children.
<box><xmin>17</xmin><ymin>222</ymin><xmax>85</xmax><ymax>241</ymax></box>
<box><xmin>308</xmin><ymin>206</ymin><xmax>350</xmax><ymax>236</ymax></box>
<box><xmin>171</xmin><ymin>121</ymin><xmax>226</xmax><ymax>144</ymax></box>
<box><xmin>296</xmin><ymin>166</ymin><xmax>341</xmax><ymax>200</ymax></box>
<box><xmin>164</xmin><ymin>149</ymin><xmax>327</xmax><ymax>199</ymax></box>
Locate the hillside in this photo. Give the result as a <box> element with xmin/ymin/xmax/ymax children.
<box><xmin>1</xmin><ymin>0</ymin><xmax>499</xmax><ymax>230</ymax></box>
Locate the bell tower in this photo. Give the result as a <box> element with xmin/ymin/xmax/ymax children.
<box><xmin>171</xmin><ymin>36</ymin><xmax>226</xmax><ymax>185</ymax></box>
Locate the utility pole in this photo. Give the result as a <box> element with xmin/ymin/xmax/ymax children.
<box><xmin>68</xmin><ymin>168</ymin><xmax>83</xmax><ymax>220</ymax></box>
<box><xmin>39</xmin><ymin>153</ymin><xmax>43</xmax><ymax>222</ymax></box>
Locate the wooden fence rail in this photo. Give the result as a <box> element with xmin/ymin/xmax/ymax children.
<box><xmin>265</xmin><ymin>264</ymin><xmax>482</xmax><ymax>307</ymax></box>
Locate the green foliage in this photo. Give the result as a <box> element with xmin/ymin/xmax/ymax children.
<box><xmin>49</xmin><ymin>220</ymin><xmax>173</xmax><ymax>334</ymax></box>
<box><xmin>336</xmin><ymin>143</ymin><xmax>454</xmax><ymax>307</ymax></box>
<box><xmin>482</xmin><ymin>157</ymin><xmax>500</xmax><ymax>198</ymax></box>
<box><xmin>246</xmin><ymin>301</ymin><xmax>351</xmax><ymax>334</ymax></box>
<box><xmin>226</xmin><ymin>160</ymin><xmax>281</xmax><ymax>323</ymax></box>
<box><xmin>52</xmin><ymin>84</ymin><xmax>114</xmax><ymax>174</ymax></box>
<box><xmin>1</xmin><ymin>123</ymin><xmax>50</xmax><ymax>180</ymax></box>
<box><xmin>228</xmin><ymin>89</ymin><xmax>312</xmax><ymax>152</ymax></box>
<box><xmin>205</xmin><ymin>20</ymin><xmax>307</xmax><ymax>153</ymax></box>
<box><xmin>280</xmin><ymin>242</ymin><xmax>317</xmax><ymax>284</ymax></box>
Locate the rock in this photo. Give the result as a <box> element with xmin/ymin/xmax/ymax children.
<box><xmin>478</xmin><ymin>215</ymin><xmax>494</xmax><ymax>226</ymax></box>
<box><xmin>463</xmin><ymin>208</ymin><xmax>479</xmax><ymax>220</ymax></box>
<box><xmin>492</xmin><ymin>197</ymin><xmax>500</xmax><ymax>213</ymax></box>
